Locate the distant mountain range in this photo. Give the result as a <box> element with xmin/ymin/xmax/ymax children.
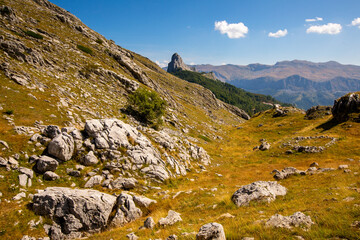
<box><xmin>190</xmin><ymin>60</ymin><xmax>360</xmax><ymax>109</ymax></box>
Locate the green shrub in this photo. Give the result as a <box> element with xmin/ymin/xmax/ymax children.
<box><xmin>4</xmin><ymin>110</ymin><xmax>13</xmax><ymax>115</ymax></box>
<box><xmin>24</xmin><ymin>30</ymin><xmax>43</xmax><ymax>39</ymax></box>
<box><xmin>77</xmin><ymin>44</ymin><xmax>93</xmax><ymax>54</ymax></box>
<box><xmin>198</xmin><ymin>134</ymin><xmax>212</xmax><ymax>142</ymax></box>
<box><xmin>95</xmin><ymin>38</ymin><xmax>103</xmax><ymax>44</ymax></box>
<box><xmin>126</xmin><ymin>88</ymin><xmax>167</xmax><ymax>127</ymax></box>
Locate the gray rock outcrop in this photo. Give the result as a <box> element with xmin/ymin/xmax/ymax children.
<box><xmin>32</xmin><ymin>187</ymin><xmax>116</xmax><ymax>238</ymax></box>
<box><xmin>232</xmin><ymin>181</ymin><xmax>287</xmax><ymax>207</ymax></box>
<box><xmin>110</xmin><ymin>193</ymin><xmax>142</xmax><ymax>227</ymax></box>
<box><xmin>47</xmin><ymin>133</ymin><xmax>74</xmax><ymax>161</ymax></box>
<box><xmin>305</xmin><ymin>106</ymin><xmax>332</xmax><ymax>120</ymax></box>
<box><xmin>196</xmin><ymin>222</ymin><xmax>226</xmax><ymax>240</ymax></box>
<box><xmin>36</xmin><ymin>156</ymin><xmax>58</xmax><ymax>173</ymax></box>
<box><xmin>158</xmin><ymin>210</ymin><xmax>182</xmax><ymax>226</ymax></box>
<box><xmin>167</xmin><ymin>53</ymin><xmax>191</xmax><ymax>73</ymax></box>
<box><xmin>266</xmin><ymin>212</ymin><xmax>314</xmax><ymax>230</ymax></box>
<box><xmin>144</xmin><ymin>217</ymin><xmax>155</xmax><ymax>229</ymax></box>
<box><xmin>332</xmin><ymin>92</ymin><xmax>360</xmax><ymax>122</ymax></box>
<box><xmin>43</xmin><ymin>171</ymin><xmax>60</xmax><ymax>181</ymax></box>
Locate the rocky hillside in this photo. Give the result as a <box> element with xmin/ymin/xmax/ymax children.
<box><xmin>193</xmin><ymin>61</ymin><xmax>360</xmax><ymax>109</ymax></box>
<box><xmin>0</xmin><ymin>1</ymin><xmax>360</xmax><ymax>240</ymax></box>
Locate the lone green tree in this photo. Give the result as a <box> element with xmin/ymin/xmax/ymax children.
<box><xmin>126</xmin><ymin>88</ymin><xmax>167</xmax><ymax>128</ymax></box>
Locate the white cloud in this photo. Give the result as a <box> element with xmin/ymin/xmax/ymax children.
<box><xmin>351</xmin><ymin>17</ymin><xmax>360</xmax><ymax>28</ymax></box>
<box><xmin>214</xmin><ymin>20</ymin><xmax>248</xmax><ymax>39</ymax></box>
<box><xmin>268</xmin><ymin>29</ymin><xmax>288</xmax><ymax>38</ymax></box>
<box><xmin>155</xmin><ymin>60</ymin><xmax>169</xmax><ymax>68</ymax></box>
<box><xmin>306</xmin><ymin>23</ymin><xmax>342</xmax><ymax>35</ymax></box>
<box><xmin>305</xmin><ymin>17</ymin><xmax>323</xmax><ymax>22</ymax></box>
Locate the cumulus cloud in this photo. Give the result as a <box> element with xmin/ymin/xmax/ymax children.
<box><xmin>268</xmin><ymin>29</ymin><xmax>288</xmax><ymax>38</ymax></box>
<box><xmin>351</xmin><ymin>17</ymin><xmax>360</xmax><ymax>28</ymax></box>
<box><xmin>155</xmin><ymin>60</ymin><xmax>169</xmax><ymax>68</ymax></box>
<box><xmin>214</xmin><ymin>20</ymin><xmax>248</xmax><ymax>39</ymax></box>
<box><xmin>306</xmin><ymin>23</ymin><xmax>342</xmax><ymax>35</ymax></box>
<box><xmin>305</xmin><ymin>17</ymin><xmax>323</xmax><ymax>22</ymax></box>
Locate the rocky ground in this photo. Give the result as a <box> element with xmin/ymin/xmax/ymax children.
<box><xmin>0</xmin><ymin>0</ymin><xmax>360</xmax><ymax>239</ymax></box>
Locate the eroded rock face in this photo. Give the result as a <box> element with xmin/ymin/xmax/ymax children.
<box><xmin>196</xmin><ymin>222</ymin><xmax>226</xmax><ymax>240</ymax></box>
<box><xmin>47</xmin><ymin>133</ymin><xmax>74</xmax><ymax>161</ymax></box>
<box><xmin>167</xmin><ymin>53</ymin><xmax>191</xmax><ymax>73</ymax></box>
<box><xmin>266</xmin><ymin>212</ymin><xmax>314</xmax><ymax>230</ymax></box>
<box><xmin>32</xmin><ymin>187</ymin><xmax>117</xmax><ymax>237</ymax></box>
<box><xmin>332</xmin><ymin>92</ymin><xmax>360</xmax><ymax>122</ymax></box>
<box><xmin>231</xmin><ymin>181</ymin><xmax>287</xmax><ymax>207</ymax></box>
<box><xmin>110</xmin><ymin>193</ymin><xmax>142</xmax><ymax>227</ymax></box>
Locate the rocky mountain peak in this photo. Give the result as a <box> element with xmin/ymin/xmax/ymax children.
<box><xmin>167</xmin><ymin>53</ymin><xmax>191</xmax><ymax>73</ymax></box>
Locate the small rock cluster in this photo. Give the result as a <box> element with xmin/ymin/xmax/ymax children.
<box><xmin>266</xmin><ymin>212</ymin><xmax>314</xmax><ymax>230</ymax></box>
<box><xmin>282</xmin><ymin>135</ymin><xmax>337</xmax><ymax>153</ymax></box>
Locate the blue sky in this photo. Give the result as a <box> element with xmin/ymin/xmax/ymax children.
<box><xmin>50</xmin><ymin>0</ymin><xmax>360</xmax><ymax>67</ymax></box>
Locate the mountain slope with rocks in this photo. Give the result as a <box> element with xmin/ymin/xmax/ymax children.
<box><xmin>0</xmin><ymin>1</ymin><xmax>360</xmax><ymax>240</ymax></box>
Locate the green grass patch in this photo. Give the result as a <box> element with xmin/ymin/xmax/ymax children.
<box><xmin>77</xmin><ymin>44</ymin><xmax>93</xmax><ymax>54</ymax></box>
<box><xmin>24</xmin><ymin>30</ymin><xmax>43</xmax><ymax>40</ymax></box>
<box><xmin>4</xmin><ymin>109</ymin><xmax>13</xmax><ymax>115</ymax></box>
<box><xmin>198</xmin><ymin>134</ymin><xmax>212</xmax><ymax>142</ymax></box>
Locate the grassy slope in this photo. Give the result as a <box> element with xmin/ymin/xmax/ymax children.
<box><xmin>0</xmin><ymin>1</ymin><xmax>359</xmax><ymax>239</ymax></box>
<box><xmin>85</xmin><ymin>110</ymin><xmax>360</xmax><ymax>240</ymax></box>
<box><xmin>172</xmin><ymin>70</ymin><xmax>289</xmax><ymax>115</ymax></box>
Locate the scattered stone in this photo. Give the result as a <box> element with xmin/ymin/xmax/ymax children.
<box><xmin>309</xmin><ymin>162</ymin><xmax>319</xmax><ymax>167</ymax></box>
<box><xmin>232</xmin><ymin>181</ymin><xmax>287</xmax><ymax>207</ymax></box>
<box><xmin>218</xmin><ymin>213</ymin><xmax>235</xmax><ymax>219</ymax></box>
<box><xmin>19</xmin><ymin>167</ymin><xmax>34</xmax><ymax>179</ymax></box>
<box><xmin>19</xmin><ymin>174</ymin><xmax>29</xmax><ymax>187</ymax></box>
<box><xmin>133</xmin><ymin>195</ymin><xmax>157</xmax><ymax>209</ymax></box>
<box><xmin>36</xmin><ymin>156</ymin><xmax>58</xmax><ymax>173</ymax></box>
<box><xmin>273</xmin><ymin>167</ymin><xmax>305</xmax><ymax>180</ymax></box>
<box><xmin>159</xmin><ymin>210</ymin><xmax>182</xmax><ymax>227</ymax></box>
<box><xmin>166</xmin><ymin>234</ymin><xmax>178</xmax><ymax>240</ymax></box>
<box><xmin>12</xmin><ymin>192</ymin><xmax>26</xmax><ymax>201</ymax></box>
<box><xmin>351</xmin><ymin>221</ymin><xmax>360</xmax><ymax>229</ymax></box>
<box><xmin>84</xmin><ymin>175</ymin><xmax>103</xmax><ymax>188</ymax></box>
<box><xmin>259</xmin><ymin>141</ymin><xmax>271</xmax><ymax>151</ymax></box>
<box><xmin>80</xmin><ymin>151</ymin><xmax>98</xmax><ymax>166</ymax></box>
<box><xmin>266</xmin><ymin>212</ymin><xmax>314</xmax><ymax>230</ymax></box>
<box><xmin>338</xmin><ymin>165</ymin><xmax>349</xmax><ymax>170</ymax></box>
<box><xmin>196</xmin><ymin>222</ymin><xmax>226</xmax><ymax>240</ymax></box>
<box><xmin>126</xmin><ymin>232</ymin><xmax>139</xmax><ymax>240</ymax></box>
<box><xmin>242</xmin><ymin>238</ymin><xmax>255</xmax><ymax>240</ymax></box>
<box><xmin>144</xmin><ymin>217</ymin><xmax>155</xmax><ymax>229</ymax></box>
<box><xmin>43</xmin><ymin>171</ymin><xmax>60</xmax><ymax>181</ymax></box>
<box><xmin>0</xmin><ymin>140</ymin><xmax>9</xmax><ymax>149</ymax></box>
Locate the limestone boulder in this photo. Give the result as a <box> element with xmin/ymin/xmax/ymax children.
<box><xmin>32</xmin><ymin>187</ymin><xmax>116</xmax><ymax>237</ymax></box>
<box><xmin>266</xmin><ymin>212</ymin><xmax>314</xmax><ymax>230</ymax></box>
<box><xmin>36</xmin><ymin>156</ymin><xmax>58</xmax><ymax>173</ymax></box>
<box><xmin>158</xmin><ymin>210</ymin><xmax>182</xmax><ymax>227</ymax></box>
<box><xmin>47</xmin><ymin>133</ymin><xmax>74</xmax><ymax>161</ymax></box>
<box><xmin>196</xmin><ymin>222</ymin><xmax>226</xmax><ymax>240</ymax></box>
<box><xmin>232</xmin><ymin>181</ymin><xmax>287</xmax><ymax>207</ymax></box>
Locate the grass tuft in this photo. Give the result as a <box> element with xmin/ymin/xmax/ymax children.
<box><xmin>77</xmin><ymin>44</ymin><xmax>93</xmax><ymax>54</ymax></box>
